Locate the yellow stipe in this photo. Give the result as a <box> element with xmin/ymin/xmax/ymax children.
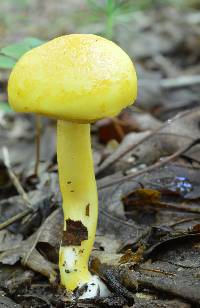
<box><xmin>57</xmin><ymin>120</ymin><xmax>98</xmax><ymax>290</ymax></box>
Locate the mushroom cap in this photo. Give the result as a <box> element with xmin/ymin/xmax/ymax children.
<box><xmin>8</xmin><ymin>34</ymin><xmax>137</xmax><ymax>123</ymax></box>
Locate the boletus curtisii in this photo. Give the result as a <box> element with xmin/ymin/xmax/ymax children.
<box><xmin>8</xmin><ymin>34</ymin><xmax>137</xmax><ymax>297</ymax></box>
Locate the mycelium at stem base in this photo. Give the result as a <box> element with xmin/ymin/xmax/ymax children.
<box><xmin>57</xmin><ymin>120</ymin><xmax>109</xmax><ymax>297</ymax></box>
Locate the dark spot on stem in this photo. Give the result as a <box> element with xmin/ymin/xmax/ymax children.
<box><xmin>61</xmin><ymin>219</ymin><xmax>88</xmax><ymax>246</ymax></box>
<box><xmin>67</xmin><ymin>181</ymin><xmax>72</xmax><ymax>184</ymax></box>
<box><xmin>65</xmin><ymin>269</ymin><xmax>70</xmax><ymax>273</ymax></box>
<box><xmin>70</xmin><ymin>190</ymin><xmax>74</xmax><ymax>193</ymax></box>
<box><xmin>85</xmin><ymin>203</ymin><xmax>90</xmax><ymax>216</ymax></box>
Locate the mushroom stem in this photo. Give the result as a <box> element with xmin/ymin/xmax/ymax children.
<box><xmin>57</xmin><ymin>120</ymin><xmax>98</xmax><ymax>291</ymax></box>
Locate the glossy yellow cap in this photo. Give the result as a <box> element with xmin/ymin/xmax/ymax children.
<box><xmin>8</xmin><ymin>34</ymin><xmax>137</xmax><ymax>123</ymax></box>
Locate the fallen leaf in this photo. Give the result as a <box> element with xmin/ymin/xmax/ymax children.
<box><xmin>0</xmin><ymin>265</ymin><xmax>34</xmax><ymax>294</ymax></box>
<box><xmin>0</xmin><ymin>293</ymin><xmax>21</xmax><ymax>308</ymax></box>
<box><xmin>97</xmin><ymin>108</ymin><xmax>200</xmax><ymax>175</ymax></box>
<box><xmin>0</xmin><ymin>209</ymin><xmax>63</xmax><ymax>282</ymax></box>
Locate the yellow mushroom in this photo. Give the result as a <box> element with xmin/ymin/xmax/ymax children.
<box><xmin>8</xmin><ymin>34</ymin><xmax>137</xmax><ymax>296</ymax></box>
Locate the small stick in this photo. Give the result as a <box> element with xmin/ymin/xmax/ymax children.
<box><xmin>99</xmin><ymin>208</ymin><xmax>142</xmax><ymax>229</ymax></box>
<box><xmin>0</xmin><ymin>208</ymin><xmax>32</xmax><ymax>231</ymax></box>
<box><xmin>23</xmin><ymin>224</ymin><xmax>43</xmax><ymax>266</ymax></box>
<box><xmin>161</xmin><ymin>75</ymin><xmax>200</xmax><ymax>89</ymax></box>
<box><xmin>98</xmin><ymin>139</ymin><xmax>199</xmax><ymax>190</ymax></box>
<box><xmin>34</xmin><ymin>115</ymin><xmax>41</xmax><ymax>176</ymax></box>
<box><xmin>168</xmin><ymin>217</ymin><xmax>200</xmax><ymax>227</ymax></box>
<box><xmin>2</xmin><ymin>147</ymin><xmax>32</xmax><ymax>209</ymax></box>
<box><xmin>140</xmin><ymin>267</ymin><xmax>176</xmax><ymax>276</ymax></box>
<box><xmin>96</xmin><ymin>107</ymin><xmax>199</xmax><ymax>175</ymax></box>
<box><xmin>0</xmin><ymin>147</ymin><xmax>34</xmax><ymax>231</ymax></box>
<box><xmin>125</xmin><ymin>202</ymin><xmax>200</xmax><ymax>214</ymax></box>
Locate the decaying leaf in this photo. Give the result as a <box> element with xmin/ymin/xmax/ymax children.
<box><xmin>0</xmin><ymin>230</ymin><xmax>23</xmax><ymax>252</ymax></box>
<box><xmin>0</xmin><ymin>114</ymin><xmax>56</xmax><ymax>174</ymax></box>
<box><xmin>97</xmin><ymin>108</ymin><xmax>200</xmax><ymax>175</ymax></box>
<box><xmin>127</xmin><ymin>298</ymin><xmax>190</xmax><ymax>308</ymax></box>
<box><xmin>0</xmin><ymin>293</ymin><xmax>21</xmax><ymax>308</ymax></box>
<box><xmin>0</xmin><ymin>190</ymin><xmax>54</xmax><ymax>236</ymax></box>
<box><xmin>98</xmin><ymin>181</ymin><xmax>146</xmax><ymax>251</ymax></box>
<box><xmin>119</xmin><ymin>246</ymin><xmax>145</xmax><ymax>265</ymax></box>
<box><xmin>0</xmin><ymin>209</ymin><xmax>63</xmax><ymax>283</ymax></box>
<box><xmin>122</xmin><ymin>188</ymin><xmax>161</xmax><ymax>206</ymax></box>
<box><xmin>120</xmin><ymin>260</ymin><xmax>200</xmax><ymax>304</ymax></box>
<box><xmin>96</xmin><ymin>131</ymin><xmax>150</xmax><ymax>175</ymax></box>
<box><xmin>0</xmin><ymin>265</ymin><xmax>34</xmax><ymax>294</ymax></box>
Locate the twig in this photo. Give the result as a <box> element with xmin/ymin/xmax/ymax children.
<box><xmin>0</xmin><ymin>208</ymin><xmax>32</xmax><ymax>231</ymax></box>
<box><xmin>0</xmin><ymin>147</ymin><xmax>34</xmax><ymax>231</ymax></box>
<box><xmin>125</xmin><ymin>202</ymin><xmax>200</xmax><ymax>214</ymax></box>
<box><xmin>169</xmin><ymin>217</ymin><xmax>200</xmax><ymax>227</ymax></box>
<box><xmin>99</xmin><ymin>208</ymin><xmax>142</xmax><ymax>229</ymax></box>
<box><xmin>96</xmin><ymin>107</ymin><xmax>199</xmax><ymax>175</ymax></box>
<box><xmin>153</xmin><ymin>54</ymin><xmax>178</xmax><ymax>77</ymax></box>
<box><xmin>34</xmin><ymin>115</ymin><xmax>41</xmax><ymax>176</ymax></box>
<box><xmin>171</xmin><ymin>163</ymin><xmax>200</xmax><ymax>170</ymax></box>
<box><xmin>140</xmin><ymin>267</ymin><xmax>176</xmax><ymax>276</ymax></box>
<box><xmin>161</xmin><ymin>75</ymin><xmax>200</xmax><ymax>89</ymax></box>
<box><xmin>98</xmin><ymin>139</ymin><xmax>199</xmax><ymax>190</ymax></box>
<box><xmin>2</xmin><ymin>147</ymin><xmax>32</xmax><ymax>209</ymax></box>
<box><xmin>23</xmin><ymin>219</ymin><xmax>43</xmax><ymax>266</ymax></box>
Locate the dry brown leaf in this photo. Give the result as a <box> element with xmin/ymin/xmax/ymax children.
<box><xmin>97</xmin><ymin>108</ymin><xmax>200</xmax><ymax>175</ymax></box>
<box><xmin>0</xmin><ymin>209</ymin><xmax>62</xmax><ymax>282</ymax></box>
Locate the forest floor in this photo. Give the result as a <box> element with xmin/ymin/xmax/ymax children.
<box><xmin>0</xmin><ymin>1</ymin><xmax>200</xmax><ymax>307</ymax></box>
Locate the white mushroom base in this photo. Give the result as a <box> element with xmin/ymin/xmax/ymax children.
<box><xmin>60</xmin><ymin>243</ymin><xmax>111</xmax><ymax>299</ymax></box>
<box><xmin>78</xmin><ymin>275</ymin><xmax>111</xmax><ymax>299</ymax></box>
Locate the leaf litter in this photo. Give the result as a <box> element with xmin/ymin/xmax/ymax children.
<box><xmin>0</xmin><ymin>2</ymin><xmax>200</xmax><ymax>307</ymax></box>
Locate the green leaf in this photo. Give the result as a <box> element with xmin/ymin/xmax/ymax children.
<box><xmin>1</xmin><ymin>42</ymin><xmax>31</xmax><ymax>59</ymax></box>
<box><xmin>0</xmin><ymin>55</ymin><xmax>16</xmax><ymax>69</ymax></box>
<box><xmin>24</xmin><ymin>37</ymin><xmax>45</xmax><ymax>48</ymax></box>
<box><xmin>0</xmin><ymin>102</ymin><xmax>12</xmax><ymax>112</ymax></box>
<box><xmin>1</xmin><ymin>37</ymin><xmax>45</xmax><ymax>60</ymax></box>
<box><xmin>86</xmin><ymin>0</ymin><xmax>102</xmax><ymax>10</ymax></box>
